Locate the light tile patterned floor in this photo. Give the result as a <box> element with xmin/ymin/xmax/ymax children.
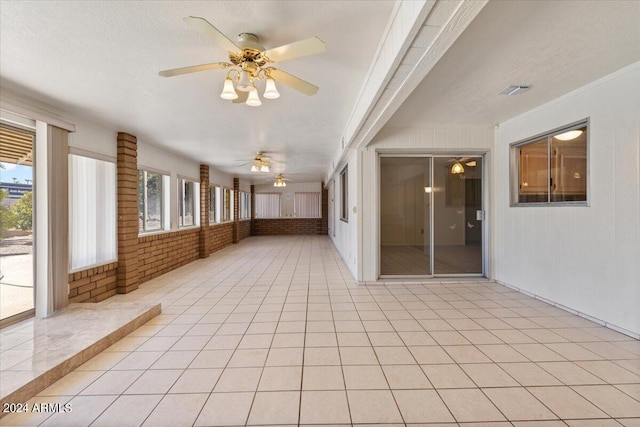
<box><xmin>2</xmin><ymin>235</ymin><xmax>639</xmax><ymax>426</ymax></box>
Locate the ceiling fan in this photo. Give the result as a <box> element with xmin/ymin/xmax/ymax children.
<box><xmin>159</xmin><ymin>17</ymin><xmax>327</xmax><ymax>106</ymax></box>
<box><xmin>273</xmin><ymin>174</ymin><xmax>291</xmax><ymax>187</ymax></box>
<box><xmin>236</xmin><ymin>152</ymin><xmax>273</xmax><ymax>172</ymax></box>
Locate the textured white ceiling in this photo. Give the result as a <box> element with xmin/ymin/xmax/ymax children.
<box><xmin>4</xmin><ymin>1</ymin><xmax>638</xmax><ymax>182</ymax></box>
<box><xmin>387</xmin><ymin>0</ymin><xmax>640</xmax><ymax>127</ymax></box>
<box><xmin>0</xmin><ymin>0</ymin><xmax>395</xmax><ymax>182</ymax></box>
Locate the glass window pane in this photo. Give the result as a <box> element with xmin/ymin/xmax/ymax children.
<box><xmin>178</xmin><ymin>179</ymin><xmax>184</xmax><ymax>226</ymax></box>
<box><xmin>209</xmin><ymin>186</ymin><xmax>217</xmax><ymax>223</ymax></box>
<box><xmin>223</xmin><ymin>188</ymin><xmax>231</xmax><ymax>222</ymax></box>
<box><xmin>138</xmin><ymin>171</ymin><xmax>144</xmax><ymax>233</ymax></box>
<box><xmin>341</xmin><ymin>167</ymin><xmax>348</xmax><ymax>221</ymax></box>
<box><xmin>183</xmin><ymin>181</ymin><xmax>194</xmax><ymax>226</ymax></box>
<box><xmin>517</xmin><ymin>138</ymin><xmax>549</xmax><ymax>203</ymax></box>
<box><xmin>145</xmin><ymin>172</ymin><xmax>162</xmax><ymax>231</ymax></box>
<box><xmin>551</xmin><ymin>125</ymin><xmax>587</xmax><ymax>202</ymax></box>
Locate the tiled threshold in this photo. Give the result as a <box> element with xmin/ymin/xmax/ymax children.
<box><xmin>0</xmin><ymin>300</ymin><xmax>161</xmax><ymax>413</ymax></box>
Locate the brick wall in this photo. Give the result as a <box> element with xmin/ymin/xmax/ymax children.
<box><xmin>253</xmin><ymin>218</ymin><xmax>324</xmax><ymax>235</ymax></box>
<box><xmin>138</xmin><ymin>228</ymin><xmax>200</xmax><ymax>284</ymax></box>
<box><xmin>239</xmin><ymin>219</ymin><xmax>251</xmax><ymax>239</ymax></box>
<box><xmin>207</xmin><ymin>222</ymin><xmax>234</xmax><ymax>254</ymax></box>
<box><xmin>68</xmin><ymin>262</ymin><xmax>118</xmax><ymax>303</ymax></box>
<box><xmin>251</xmin><ymin>185</ymin><xmax>328</xmax><ymax>236</ymax></box>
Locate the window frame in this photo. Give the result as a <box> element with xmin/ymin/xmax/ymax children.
<box><xmin>239</xmin><ymin>191</ymin><xmax>251</xmax><ymax>220</ymax></box>
<box><xmin>178</xmin><ymin>177</ymin><xmax>197</xmax><ymax>228</ymax></box>
<box><xmin>209</xmin><ymin>184</ymin><xmax>221</xmax><ymax>224</ymax></box>
<box><xmin>510</xmin><ymin>119</ymin><xmax>589</xmax><ymax>207</ymax></box>
<box><xmin>222</xmin><ymin>186</ymin><xmax>234</xmax><ymax>222</ymax></box>
<box><xmin>138</xmin><ymin>169</ymin><xmax>167</xmax><ymax>234</ymax></box>
<box><xmin>69</xmin><ymin>153</ymin><xmax>117</xmax><ymax>272</ymax></box>
<box><xmin>340</xmin><ymin>166</ymin><xmax>348</xmax><ymax>222</ymax></box>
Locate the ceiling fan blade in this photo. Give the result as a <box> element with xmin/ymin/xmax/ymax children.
<box><xmin>232</xmin><ymin>91</ymin><xmax>249</xmax><ymax>104</ymax></box>
<box><xmin>183</xmin><ymin>16</ymin><xmax>240</xmax><ymax>53</ymax></box>
<box><xmin>269</xmin><ymin>68</ymin><xmax>318</xmax><ymax>96</ymax></box>
<box><xmin>159</xmin><ymin>62</ymin><xmax>228</xmax><ymax>77</ymax></box>
<box><xmin>262</xmin><ymin>37</ymin><xmax>326</xmax><ymax>63</ymax></box>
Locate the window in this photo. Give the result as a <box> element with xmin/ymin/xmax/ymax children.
<box><xmin>340</xmin><ymin>166</ymin><xmax>348</xmax><ymax>221</ymax></box>
<box><xmin>512</xmin><ymin>121</ymin><xmax>588</xmax><ymax>205</ymax></box>
<box><xmin>69</xmin><ymin>154</ymin><xmax>116</xmax><ymax>270</ymax></box>
<box><xmin>178</xmin><ymin>178</ymin><xmax>197</xmax><ymax>227</ymax></box>
<box><xmin>138</xmin><ymin>170</ymin><xmax>167</xmax><ymax>233</ymax></box>
<box><xmin>294</xmin><ymin>192</ymin><xmax>321</xmax><ymax>218</ymax></box>
<box><xmin>255</xmin><ymin>193</ymin><xmax>280</xmax><ymax>218</ymax></box>
<box><xmin>239</xmin><ymin>192</ymin><xmax>251</xmax><ymax>219</ymax></box>
<box><xmin>223</xmin><ymin>187</ymin><xmax>234</xmax><ymax>222</ymax></box>
<box><xmin>209</xmin><ymin>185</ymin><xmax>221</xmax><ymax>224</ymax></box>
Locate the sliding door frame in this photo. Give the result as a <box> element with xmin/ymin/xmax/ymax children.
<box><xmin>378</xmin><ymin>152</ymin><xmax>489</xmax><ymax>280</ymax></box>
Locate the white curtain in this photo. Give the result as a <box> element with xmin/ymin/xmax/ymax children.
<box><xmin>255</xmin><ymin>193</ymin><xmax>280</xmax><ymax>218</ymax></box>
<box><xmin>294</xmin><ymin>192</ymin><xmax>321</xmax><ymax>218</ymax></box>
<box><xmin>70</xmin><ymin>154</ymin><xmax>116</xmax><ymax>270</ymax></box>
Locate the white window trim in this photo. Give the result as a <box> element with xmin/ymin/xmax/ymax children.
<box><xmin>138</xmin><ymin>171</ymin><xmax>170</xmax><ymax>235</ymax></box>
<box><xmin>177</xmin><ymin>177</ymin><xmax>199</xmax><ymax>228</ymax></box>
<box><xmin>209</xmin><ymin>184</ymin><xmax>221</xmax><ymax>224</ymax></box>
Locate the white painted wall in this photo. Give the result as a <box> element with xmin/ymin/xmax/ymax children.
<box><xmin>68</xmin><ymin>121</ymin><xmax>117</xmax><ymax>158</ymax></box>
<box><xmin>495</xmin><ymin>62</ymin><xmax>640</xmax><ymax>336</ymax></box>
<box><xmin>359</xmin><ymin>125</ymin><xmax>494</xmax><ymax>281</ymax></box>
<box><xmin>255</xmin><ymin>182</ymin><xmax>322</xmax><ymax>218</ymax></box>
<box><xmin>329</xmin><ymin>151</ymin><xmax>359</xmax><ymax>279</ymax></box>
<box><xmin>208</xmin><ymin>168</ymin><xmax>234</xmax><ymax>189</ymax></box>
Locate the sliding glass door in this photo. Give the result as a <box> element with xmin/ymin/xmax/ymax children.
<box><xmin>0</xmin><ymin>124</ymin><xmax>35</xmax><ymax>324</ymax></box>
<box><xmin>380</xmin><ymin>155</ymin><xmax>484</xmax><ymax>277</ymax></box>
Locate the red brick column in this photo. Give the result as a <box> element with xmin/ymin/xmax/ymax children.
<box><xmin>116</xmin><ymin>132</ymin><xmax>139</xmax><ymax>294</ymax></box>
<box><xmin>199</xmin><ymin>164</ymin><xmax>210</xmax><ymax>258</ymax></box>
<box><xmin>250</xmin><ymin>184</ymin><xmax>255</xmax><ymax>236</ymax></box>
<box><xmin>232</xmin><ymin>177</ymin><xmax>240</xmax><ymax>243</ymax></box>
<box><xmin>321</xmin><ymin>181</ymin><xmax>328</xmax><ymax>235</ymax></box>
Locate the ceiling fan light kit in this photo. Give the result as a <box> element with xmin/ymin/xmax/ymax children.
<box><xmin>159</xmin><ymin>17</ymin><xmax>326</xmax><ymax>107</ymax></box>
<box><xmin>274</xmin><ymin>174</ymin><xmax>287</xmax><ymax>187</ymax></box>
<box><xmin>246</xmin><ymin>87</ymin><xmax>262</xmax><ymax>107</ymax></box>
<box><xmin>248</xmin><ymin>153</ymin><xmax>271</xmax><ymax>173</ymax></box>
<box><xmin>263</xmin><ymin>78</ymin><xmax>280</xmax><ymax>99</ymax></box>
<box><xmin>451</xmin><ymin>161</ymin><xmax>465</xmax><ymax>174</ymax></box>
<box><xmin>220</xmin><ymin>77</ymin><xmax>238</xmax><ymax>100</ymax></box>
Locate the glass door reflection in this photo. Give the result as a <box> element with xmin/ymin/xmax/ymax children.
<box><xmin>380</xmin><ymin>157</ymin><xmax>431</xmax><ymax>275</ymax></box>
<box><xmin>432</xmin><ymin>157</ymin><xmax>483</xmax><ymax>275</ymax></box>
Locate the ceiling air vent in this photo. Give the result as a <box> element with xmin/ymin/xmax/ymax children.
<box><xmin>499</xmin><ymin>85</ymin><xmax>530</xmax><ymax>96</ymax></box>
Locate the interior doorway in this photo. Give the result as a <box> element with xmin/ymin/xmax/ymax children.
<box><xmin>379</xmin><ymin>155</ymin><xmax>485</xmax><ymax>277</ymax></box>
<box><xmin>0</xmin><ymin>124</ymin><xmax>35</xmax><ymax>325</ymax></box>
